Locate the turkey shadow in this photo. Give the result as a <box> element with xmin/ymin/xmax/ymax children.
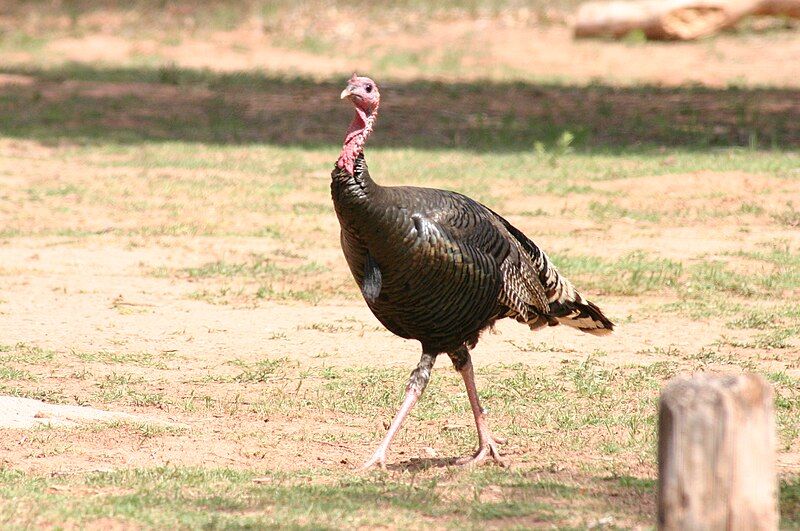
<box><xmin>386</xmin><ymin>456</ymin><xmax>461</xmax><ymax>471</ymax></box>
<box><xmin>0</xmin><ymin>63</ymin><xmax>799</xmax><ymax>150</ymax></box>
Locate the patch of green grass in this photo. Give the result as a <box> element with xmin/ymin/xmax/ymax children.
<box><xmin>168</xmin><ymin>255</ymin><xmax>335</xmax><ymax>305</ymax></box>
<box><xmin>725</xmin><ymin>327</ymin><xmax>800</xmax><ymax>349</ymax></box>
<box><xmin>738</xmin><ymin>201</ymin><xmax>765</xmax><ymax>215</ymax></box>
<box><xmin>770</xmin><ymin>373</ymin><xmax>800</xmax><ymax>450</ymax></box>
<box><xmin>685</xmin><ymin>347</ymin><xmax>757</xmax><ymax>370</ymax></box>
<box><xmin>233</xmin><ymin>357</ymin><xmax>290</xmax><ymax>383</ymax></box>
<box><xmin>781</xmin><ymin>477</ymin><xmax>800</xmax><ymax>527</ymax></box>
<box><xmin>469</xmin><ymin>499</ymin><xmax>555</xmax><ymax>521</ymax></box>
<box><xmin>745</xmin><ymin>241</ymin><xmax>800</xmax><ymax>264</ymax></box>
<box><xmin>542</xmin><ymin>180</ymin><xmax>598</xmax><ymax>196</ymax></box>
<box><xmin>252</xmin><ymin>226</ymin><xmax>284</xmax><ymax>238</ymax></box>
<box><xmin>0</xmin><ymin>344</ymin><xmax>55</xmax><ymax>382</ymax></box>
<box><xmin>517</xmin><ymin>207</ymin><xmax>548</xmax><ymax>217</ymax></box>
<box><xmin>375</xmin><ymin>50</ymin><xmax>423</xmax><ymax>71</ymax></box>
<box><xmin>291</xmin><ymin>201</ymin><xmax>329</xmax><ymax>215</ymax></box>
<box><xmin>773</xmin><ymin>202</ymin><xmax>800</xmax><ymax>228</ymax></box>
<box><xmin>656</xmin><ymin>298</ymin><xmax>744</xmax><ymax>319</ymax></box>
<box><xmin>0</xmin><ymin>385</ymin><xmax>68</xmax><ymax>404</ymax></box>
<box><xmin>181</xmin><ymin>255</ymin><xmax>326</xmax><ymax>280</ymax></box>
<box><xmin>0</xmin><ymin>30</ymin><xmax>46</xmax><ymax>53</ymax></box>
<box><xmin>0</xmin><ymin>366</ymin><xmax>34</xmax><ymax>381</ymax></box>
<box><xmin>533</xmin><ymin>130</ymin><xmax>576</xmax><ymax>167</ymax></box>
<box><xmin>0</xmin><ymin>132</ymin><xmax>797</xmax><ymax>242</ymax></box>
<box><xmin>128</xmin><ymin>223</ymin><xmax>209</xmax><ymax>237</ymax></box>
<box><xmin>613</xmin><ymin>475</ymin><xmax>656</xmax><ymax>493</ymax></box>
<box><xmin>95</xmin><ymin>372</ymin><xmax>170</xmax><ymax>408</ymax></box>
<box><xmin>723</xmin><ymin>303</ymin><xmax>800</xmax><ymax>352</ymax></box>
<box><xmin>75</xmin><ymin>350</ymin><xmax>174</xmax><ymax>369</ymax></box>
<box><xmin>683</xmin><ymin>261</ymin><xmax>756</xmax><ymax>298</ymax></box>
<box><xmin>132</xmin><ymin>422</ymin><xmax>186</xmax><ymax>438</ymax></box>
<box><xmin>292</xmin><ymin>34</ymin><xmax>334</xmax><ymax>55</ymax></box>
<box><xmin>184</xmin><ymin>260</ymin><xmax>257</xmax><ymax>278</ymax></box>
<box><xmin>87</xmin><ymin>420</ymin><xmax>187</xmax><ymax>438</ymax></box>
<box><xmin>0</xmin><ymin>343</ymin><xmax>55</xmax><ymax>364</ymax></box>
<box><xmin>681</xmin><ymin>246</ymin><xmax>800</xmax><ymax>301</ymax></box>
<box><xmin>1</xmin><ymin>468</ymin><xmax>376</xmax><ymax>527</ymax></box>
<box><xmin>554</xmin><ymin>251</ymin><xmax>683</xmax><ymax>295</ymax></box>
<box><xmin>0</xmin><ymin>466</ymin><xmax>448</xmax><ymax>528</ymax></box>
<box><xmin>728</xmin><ymin>310</ymin><xmax>778</xmax><ymax>330</ymax></box>
<box><xmin>35</xmin><ymin>184</ymin><xmax>84</xmax><ymax>197</ymax></box>
<box><xmin>0</xmin><ymin>464</ymin><xmax>653</xmax><ymax>529</ymax></box>
<box><xmin>254</xmin><ymin>286</ymin><xmax>327</xmax><ymax>304</ymax></box>
<box><xmin>588</xmin><ymin>201</ymin><xmax>661</xmax><ymax>222</ymax></box>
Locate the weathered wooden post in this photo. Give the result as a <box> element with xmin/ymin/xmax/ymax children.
<box><xmin>658</xmin><ymin>373</ymin><xmax>778</xmax><ymax>530</ymax></box>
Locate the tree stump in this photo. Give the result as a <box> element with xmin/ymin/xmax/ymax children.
<box><xmin>657</xmin><ymin>373</ymin><xmax>778</xmax><ymax>530</ymax></box>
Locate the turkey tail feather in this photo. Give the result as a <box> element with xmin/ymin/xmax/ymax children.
<box><xmin>498</xmin><ymin>216</ymin><xmax>615</xmax><ymax>335</ymax></box>
<box><xmin>551</xmin><ymin>296</ymin><xmax>614</xmax><ymax>335</ymax></box>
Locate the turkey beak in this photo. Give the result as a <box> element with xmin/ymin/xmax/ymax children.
<box><xmin>340</xmin><ymin>86</ymin><xmax>352</xmax><ymax>100</ymax></box>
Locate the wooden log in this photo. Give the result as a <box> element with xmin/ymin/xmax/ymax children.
<box><xmin>657</xmin><ymin>373</ymin><xmax>778</xmax><ymax>530</ymax></box>
<box><xmin>574</xmin><ymin>0</ymin><xmax>800</xmax><ymax>40</ymax></box>
<box><xmin>757</xmin><ymin>0</ymin><xmax>800</xmax><ymax>16</ymax></box>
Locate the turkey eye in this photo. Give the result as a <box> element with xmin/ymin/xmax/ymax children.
<box><xmin>365</xmin><ymin>84</ymin><xmax>372</xmax><ymax>93</ymax></box>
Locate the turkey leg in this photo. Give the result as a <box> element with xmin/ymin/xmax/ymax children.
<box><xmin>361</xmin><ymin>352</ymin><xmax>436</xmax><ymax>469</ymax></box>
<box><xmin>455</xmin><ymin>355</ymin><xmax>507</xmax><ymax>466</ymax></box>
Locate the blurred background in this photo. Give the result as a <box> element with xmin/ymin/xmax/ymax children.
<box><xmin>1</xmin><ymin>0</ymin><xmax>799</xmax><ymax>149</ymax></box>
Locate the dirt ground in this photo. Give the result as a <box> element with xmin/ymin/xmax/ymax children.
<box><xmin>1</xmin><ymin>161</ymin><xmax>798</xmax><ymax>477</ymax></box>
<box><xmin>0</xmin><ymin>6</ymin><xmax>799</xmax><ymax>526</ymax></box>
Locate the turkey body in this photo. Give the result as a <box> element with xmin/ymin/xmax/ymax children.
<box><xmin>331</xmin><ymin>154</ymin><xmax>612</xmax><ymax>355</ymax></box>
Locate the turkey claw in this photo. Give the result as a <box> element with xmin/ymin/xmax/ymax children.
<box><xmin>360</xmin><ymin>450</ymin><xmax>388</xmax><ymax>470</ymax></box>
<box><xmin>455</xmin><ymin>437</ymin><xmax>507</xmax><ymax>467</ymax></box>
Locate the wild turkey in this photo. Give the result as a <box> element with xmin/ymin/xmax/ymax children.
<box><xmin>332</xmin><ymin>74</ymin><xmax>613</xmax><ymax>469</ymax></box>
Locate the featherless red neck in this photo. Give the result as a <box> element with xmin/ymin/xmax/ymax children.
<box><xmin>337</xmin><ymin>74</ymin><xmax>380</xmax><ymax>175</ymax></box>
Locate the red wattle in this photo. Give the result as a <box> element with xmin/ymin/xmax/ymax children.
<box><xmin>337</xmin><ymin>108</ymin><xmax>371</xmax><ymax>175</ymax></box>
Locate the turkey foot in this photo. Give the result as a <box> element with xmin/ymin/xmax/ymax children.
<box><xmin>360</xmin><ymin>353</ymin><xmax>435</xmax><ymax>470</ymax></box>
<box><xmin>360</xmin><ymin>388</ymin><xmax>418</xmax><ymax>470</ymax></box>
<box><xmin>361</xmin><ymin>446</ymin><xmax>389</xmax><ymax>470</ymax></box>
<box><xmin>456</xmin><ymin>356</ymin><xmax>508</xmax><ymax>467</ymax></box>
<box><xmin>456</xmin><ymin>436</ymin><xmax>507</xmax><ymax>467</ymax></box>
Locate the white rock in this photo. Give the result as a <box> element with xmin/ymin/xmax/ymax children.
<box><xmin>0</xmin><ymin>396</ymin><xmax>176</xmax><ymax>429</ymax></box>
